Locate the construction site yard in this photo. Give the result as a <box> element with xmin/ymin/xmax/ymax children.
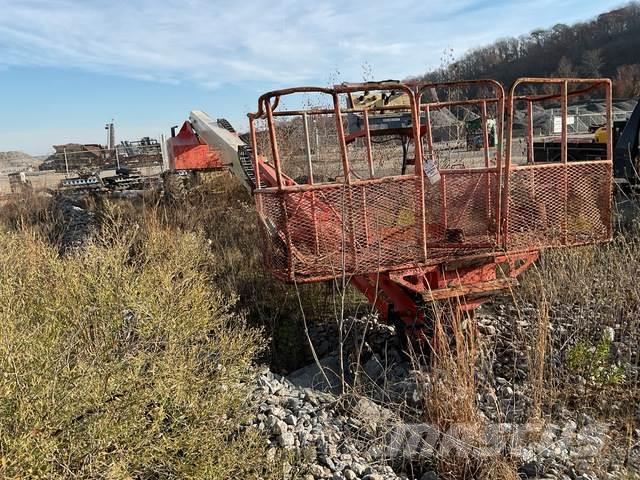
<box><xmin>1</xmin><ymin>171</ymin><xmax>639</xmax><ymax>480</ymax></box>
<box><xmin>3</xmin><ymin>2</ymin><xmax>640</xmax><ymax>478</ymax></box>
<box><xmin>1</xmin><ymin>83</ymin><xmax>638</xmax><ymax>480</ymax></box>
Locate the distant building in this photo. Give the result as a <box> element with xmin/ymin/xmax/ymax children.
<box><xmin>40</xmin><ymin>143</ymin><xmax>107</xmax><ymax>171</ymax></box>
<box><xmin>40</xmin><ymin>139</ymin><xmax>161</xmax><ymax>172</ymax></box>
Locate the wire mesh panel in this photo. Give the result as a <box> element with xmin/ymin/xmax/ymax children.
<box><xmin>421</xmin><ymin>170</ymin><xmax>500</xmax><ymax>265</ymax></box>
<box><xmin>255</xmin><ymin>176</ymin><xmax>421</xmax><ymax>281</ymax></box>
<box><xmin>256</xmin><ymin>171</ymin><xmax>504</xmax><ymax>282</ymax></box>
<box><xmin>505</xmin><ymin>78</ymin><xmax>613</xmax><ymax>251</ymax></box>
<box><xmin>417</xmin><ymin>80</ymin><xmax>504</xmax><ymax>254</ymax></box>
<box><xmin>255</xmin><ymin>190</ymin><xmax>290</xmax><ymax>280</ymax></box>
<box><xmin>442</xmin><ymin>171</ymin><xmax>498</xmax><ymax>243</ymax></box>
<box><xmin>250</xmin><ymin>78</ymin><xmax>614</xmax><ymax>284</ymax></box>
<box><xmin>506</xmin><ymin>162</ymin><xmax>611</xmax><ymax>249</ymax></box>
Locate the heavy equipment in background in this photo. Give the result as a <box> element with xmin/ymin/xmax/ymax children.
<box><xmin>163</xmin><ymin>114</ymin><xmax>256</xmax><ymax>193</ymax></box>
<box><xmin>532</xmin><ymin>98</ymin><xmax>639</xmax><ymax>172</ymax></box>
<box><xmin>57</xmin><ymin>167</ymin><xmax>146</xmax><ymax>194</ymax></box>
<box><xmin>58</xmin><ymin>170</ymin><xmax>103</xmax><ymax>192</ymax></box>
<box><xmin>593</xmin><ymin>119</ymin><xmax>630</xmax><ymax>144</ymax></box>
<box><xmin>181</xmin><ymin>77</ymin><xmax>614</xmax><ymax>342</ymax></box>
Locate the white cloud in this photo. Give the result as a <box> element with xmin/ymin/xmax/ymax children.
<box><xmin>0</xmin><ymin>0</ymin><xmax>627</xmax><ymax>154</ymax></box>
<box><xmin>1</xmin><ymin>0</ymin><xmax>622</xmax><ymax>90</ymax></box>
<box><xmin>0</xmin><ymin>0</ymin><xmax>627</xmax><ymax>90</ymax></box>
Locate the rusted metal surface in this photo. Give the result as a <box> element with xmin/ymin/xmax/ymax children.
<box><xmin>504</xmin><ymin>78</ymin><xmax>612</xmax><ymax>250</ymax></box>
<box><xmin>248</xmin><ymin>78</ymin><xmax>614</xmax><ymax>330</ymax></box>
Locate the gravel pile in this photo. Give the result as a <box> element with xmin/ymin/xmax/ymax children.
<box><xmin>249</xmin><ymin>369</ymin><xmax>414</xmax><ymax>480</ymax></box>
<box><xmin>245</xmin><ymin>313</ymin><xmax>637</xmax><ymax>479</ymax></box>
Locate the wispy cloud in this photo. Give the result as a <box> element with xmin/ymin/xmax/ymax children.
<box><xmin>0</xmin><ymin>0</ymin><xmax>626</xmax><ymax>154</ymax></box>
<box><xmin>0</xmin><ymin>0</ymin><xmax>625</xmax><ymax>89</ymax></box>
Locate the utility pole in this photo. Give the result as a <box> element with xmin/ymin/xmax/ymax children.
<box><xmin>63</xmin><ymin>147</ymin><xmax>69</xmax><ymax>177</ymax></box>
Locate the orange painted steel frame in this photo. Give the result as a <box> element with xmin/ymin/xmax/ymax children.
<box><xmin>247</xmin><ymin>78</ymin><xmax>613</xmax><ymax>332</ymax></box>
<box><xmin>168</xmin><ymin>121</ymin><xmax>225</xmax><ymax>171</ymax></box>
<box><xmin>504</xmin><ymin>78</ymin><xmax>614</xmax><ymax>249</ymax></box>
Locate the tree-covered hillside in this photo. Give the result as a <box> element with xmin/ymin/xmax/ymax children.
<box><xmin>416</xmin><ymin>2</ymin><xmax>640</xmax><ymax>97</ymax></box>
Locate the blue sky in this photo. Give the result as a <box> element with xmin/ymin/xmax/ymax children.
<box><xmin>0</xmin><ymin>0</ymin><xmax>625</xmax><ymax>155</ymax></box>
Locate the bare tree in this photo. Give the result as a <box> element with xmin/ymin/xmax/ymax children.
<box><xmin>614</xmin><ymin>64</ymin><xmax>640</xmax><ymax>97</ymax></box>
<box><xmin>555</xmin><ymin>56</ymin><xmax>576</xmax><ymax>77</ymax></box>
<box><xmin>581</xmin><ymin>49</ymin><xmax>604</xmax><ymax>77</ymax></box>
<box><xmin>412</xmin><ymin>2</ymin><xmax>640</xmax><ymax>95</ymax></box>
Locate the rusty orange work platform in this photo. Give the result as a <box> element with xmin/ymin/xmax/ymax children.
<box><xmin>247</xmin><ymin>78</ymin><xmax>613</xmax><ymax>332</ymax></box>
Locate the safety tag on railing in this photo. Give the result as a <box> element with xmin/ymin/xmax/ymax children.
<box><xmin>423</xmin><ymin>159</ymin><xmax>441</xmax><ymax>184</ymax></box>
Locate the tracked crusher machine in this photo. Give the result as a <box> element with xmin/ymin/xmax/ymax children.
<box><xmin>163</xmin><ymin>116</ymin><xmax>253</xmax><ymax>192</ymax></box>
<box><xmin>173</xmin><ymin>78</ymin><xmax>614</xmax><ymax>341</ymax></box>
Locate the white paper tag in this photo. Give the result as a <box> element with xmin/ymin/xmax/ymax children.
<box><xmin>423</xmin><ymin>159</ymin><xmax>441</xmax><ymax>184</ymax></box>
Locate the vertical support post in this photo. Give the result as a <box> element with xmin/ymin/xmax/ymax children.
<box><xmin>605</xmin><ymin>81</ymin><xmax>613</xmax><ymax>164</ymax></box>
<box><xmin>527</xmin><ymin>100</ymin><xmax>534</xmax><ymax>164</ymax></box>
<box><xmin>265</xmin><ymin>98</ymin><xmax>284</xmax><ymax>190</ymax></box>
<box><xmin>302</xmin><ymin>112</ymin><xmax>320</xmax><ymax>254</ymax></box>
<box><xmin>333</xmin><ymin>93</ymin><xmax>351</xmax><ymax>184</ymax></box>
<box><xmin>115</xmin><ymin>145</ymin><xmax>120</xmax><ymax>170</ymax></box>
<box><xmin>481</xmin><ymin>100</ymin><xmax>490</xmax><ymax>167</ymax></box>
<box><xmin>481</xmin><ymin>100</ymin><xmax>491</xmax><ymax>226</ymax></box>
<box><xmin>495</xmin><ymin>88</ymin><xmax>505</xmax><ymax>248</ymax></box>
<box><xmin>502</xmin><ymin>85</ymin><xmax>516</xmax><ymax>250</ymax></box>
<box><xmin>332</xmin><ymin>91</ymin><xmax>356</xmax><ymax>269</ymax></box>
<box><xmin>561</xmin><ymin>80</ymin><xmax>569</xmax><ymax>245</ymax></box>
<box><xmin>423</xmin><ymin>104</ymin><xmax>440</xmax><ymax>244</ymax></box>
<box><xmin>605</xmin><ymin>80</ymin><xmax>613</xmax><ymax>239</ymax></box>
<box><xmin>265</xmin><ymin>97</ymin><xmax>292</xmax><ymax>278</ymax></box>
<box><xmin>411</xmin><ymin>93</ymin><xmax>426</xmax><ymax>262</ymax></box>
<box><xmin>302</xmin><ymin>112</ymin><xmax>314</xmax><ymax>184</ymax></box>
<box><xmin>363</xmin><ymin>109</ymin><xmax>375</xmax><ymax>177</ymax></box>
<box><xmin>561</xmin><ymin>82</ymin><xmax>568</xmax><ymax>165</ymax></box>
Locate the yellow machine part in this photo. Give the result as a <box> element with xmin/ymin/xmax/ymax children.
<box><xmin>594</xmin><ymin>126</ymin><xmax>608</xmax><ymax>144</ymax></box>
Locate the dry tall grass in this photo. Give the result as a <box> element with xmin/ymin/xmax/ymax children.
<box><xmin>149</xmin><ymin>174</ymin><xmax>362</xmax><ymax>371</ymax></box>
<box><xmin>0</xmin><ymin>198</ymin><xmax>279</xmax><ymax>478</ymax></box>
<box><xmin>422</xmin><ymin>306</ymin><xmax>478</xmax><ymax>431</ymax></box>
<box><xmin>418</xmin><ymin>304</ymin><xmax>519</xmax><ymax>480</ymax></box>
<box><xmin>517</xmin><ymin>225</ymin><xmax>640</xmax><ymax>415</ymax></box>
